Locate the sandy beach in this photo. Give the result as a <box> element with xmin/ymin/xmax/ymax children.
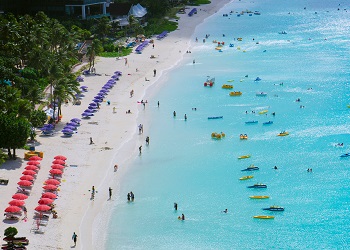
<box><xmin>0</xmin><ymin>1</ymin><xmax>229</xmax><ymax>249</ymax></box>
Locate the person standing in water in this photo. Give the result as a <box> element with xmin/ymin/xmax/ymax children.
<box><xmin>184</xmin><ymin>114</ymin><xmax>187</xmax><ymax>120</ymax></box>
<box><xmin>174</xmin><ymin>203</ymin><xmax>178</xmax><ymax>210</ymax></box>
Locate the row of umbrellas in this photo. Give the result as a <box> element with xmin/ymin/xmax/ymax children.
<box><xmin>61</xmin><ymin>118</ymin><xmax>81</xmax><ymax>136</ymax></box>
<box><xmin>4</xmin><ymin>155</ymin><xmax>66</xmax><ymax>215</ymax></box>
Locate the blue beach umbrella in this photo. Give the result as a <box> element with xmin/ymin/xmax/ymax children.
<box><xmin>63</xmin><ymin>125</ymin><xmax>77</xmax><ymax>130</ymax></box>
<box><xmin>82</xmin><ymin>112</ymin><xmax>94</xmax><ymax>117</ymax></box>
<box><xmin>66</xmin><ymin>122</ymin><xmax>79</xmax><ymax>127</ymax></box>
<box><xmin>92</xmin><ymin>99</ymin><xmax>102</xmax><ymax>103</ymax></box>
<box><xmin>84</xmin><ymin>109</ymin><xmax>94</xmax><ymax>113</ymax></box>
<box><xmin>89</xmin><ymin>103</ymin><xmax>97</xmax><ymax>106</ymax></box>
<box><xmin>71</xmin><ymin>118</ymin><xmax>81</xmax><ymax>122</ymax></box>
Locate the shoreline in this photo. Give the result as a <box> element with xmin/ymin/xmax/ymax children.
<box><xmin>0</xmin><ymin>1</ymin><xmax>229</xmax><ymax>249</ymax></box>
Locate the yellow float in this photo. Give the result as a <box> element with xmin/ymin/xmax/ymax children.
<box><xmin>222</xmin><ymin>84</ymin><xmax>233</xmax><ymax>89</ymax></box>
<box><xmin>239</xmin><ymin>175</ymin><xmax>253</xmax><ymax>180</ymax></box>
<box><xmin>238</xmin><ymin>154</ymin><xmax>251</xmax><ymax>159</ymax></box>
<box><xmin>240</xmin><ymin>134</ymin><xmax>248</xmax><ymax>140</ymax></box>
<box><xmin>211</xmin><ymin>132</ymin><xmax>225</xmax><ymax>139</ymax></box>
<box><xmin>229</xmin><ymin>91</ymin><xmax>242</xmax><ymax>96</ymax></box>
<box><xmin>259</xmin><ymin>110</ymin><xmax>268</xmax><ymax>114</ymax></box>
<box><xmin>277</xmin><ymin>131</ymin><xmax>289</xmax><ymax>136</ymax></box>
<box><xmin>249</xmin><ymin>196</ymin><xmax>270</xmax><ymax>199</ymax></box>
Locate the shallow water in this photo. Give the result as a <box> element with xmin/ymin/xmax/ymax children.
<box><xmin>106</xmin><ymin>0</ymin><xmax>350</xmax><ymax>249</ymax></box>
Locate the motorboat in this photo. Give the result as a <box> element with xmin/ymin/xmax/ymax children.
<box><xmin>340</xmin><ymin>153</ymin><xmax>350</xmax><ymax>158</ymax></box>
<box><xmin>263</xmin><ymin>121</ymin><xmax>273</xmax><ymax>125</ymax></box>
<box><xmin>277</xmin><ymin>131</ymin><xmax>289</xmax><ymax>136</ymax></box>
<box><xmin>247</xmin><ymin>183</ymin><xmax>267</xmax><ymax>188</ymax></box>
<box><xmin>256</xmin><ymin>92</ymin><xmax>267</xmax><ymax>97</ymax></box>
<box><xmin>241</xmin><ymin>165</ymin><xmax>259</xmax><ymax>171</ymax></box>
<box><xmin>245</xmin><ymin>121</ymin><xmax>258</xmax><ymax>124</ymax></box>
<box><xmin>240</xmin><ymin>134</ymin><xmax>248</xmax><ymax>140</ymax></box>
<box><xmin>253</xmin><ymin>215</ymin><xmax>274</xmax><ymax>219</ymax></box>
<box><xmin>238</xmin><ymin>155</ymin><xmax>251</xmax><ymax>159</ymax></box>
<box><xmin>263</xmin><ymin>206</ymin><xmax>284</xmax><ymax>211</ymax></box>
<box><xmin>222</xmin><ymin>84</ymin><xmax>233</xmax><ymax>89</ymax></box>
<box><xmin>229</xmin><ymin>91</ymin><xmax>242</xmax><ymax>96</ymax></box>
<box><xmin>250</xmin><ymin>195</ymin><xmax>269</xmax><ymax>199</ymax></box>
<box><xmin>208</xmin><ymin>116</ymin><xmax>223</xmax><ymax>119</ymax></box>
<box><xmin>239</xmin><ymin>175</ymin><xmax>254</xmax><ymax>180</ymax></box>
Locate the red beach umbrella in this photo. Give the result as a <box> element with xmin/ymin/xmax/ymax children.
<box><xmin>8</xmin><ymin>200</ymin><xmax>25</xmax><ymax>206</ymax></box>
<box><xmin>45</xmin><ymin>179</ymin><xmax>60</xmax><ymax>185</ymax></box>
<box><xmin>12</xmin><ymin>193</ymin><xmax>28</xmax><ymax>200</ymax></box>
<box><xmin>29</xmin><ymin>156</ymin><xmax>42</xmax><ymax>161</ymax></box>
<box><xmin>42</xmin><ymin>192</ymin><xmax>57</xmax><ymax>199</ymax></box>
<box><xmin>51</xmin><ymin>164</ymin><xmax>64</xmax><ymax>170</ymax></box>
<box><xmin>22</xmin><ymin>170</ymin><xmax>36</xmax><ymax>175</ymax></box>
<box><xmin>25</xmin><ymin>165</ymin><xmax>38</xmax><ymax>171</ymax></box>
<box><xmin>38</xmin><ymin>198</ymin><xmax>54</xmax><ymax>205</ymax></box>
<box><xmin>54</xmin><ymin>155</ymin><xmax>67</xmax><ymax>161</ymax></box>
<box><xmin>4</xmin><ymin>206</ymin><xmax>22</xmax><ymax>213</ymax></box>
<box><xmin>52</xmin><ymin>159</ymin><xmax>65</xmax><ymax>165</ymax></box>
<box><xmin>27</xmin><ymin>161</ymin><xmax>40</xmax><ymax>166</ymax></box>
<box><xmin>17</xmin><ymin>180</ymin><xmax>33</xmax><ymax>186</ymax></box>
<box><xmin>49</xmin><ymin>169</ymin><xmax>63</xmax><ymax>175</ymax></box>
<box><xmin>20</xmin><ymin>175</ymin><xmax>34</xmax><ymax>181</ymax></box>
<box><xmin>35</xmin><ymin>205</ymin><xmax>51</xmax><ymax>212</ymax></box>
<box><xmin>43</xmin><ymin>184</ymin><xmax>58</xmax><ymax>190</ymax></box>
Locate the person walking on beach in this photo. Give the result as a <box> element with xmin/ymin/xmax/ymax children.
<box><xmin>90</xmin><ymin>137</ymin><xmax>94</xmax><ymax>145</ymax></box>
<box><xmin>139</xmin><ymin>145</ymin><xmax>142</xmax><ymax>154</ymax></box>
<box><xmin>153</xmin><ymin>69</ymin><xmax>157</xmax><ymax>77</ymax></box>
<box><xmin>138</xmin><ymin>124</ymin><xmax>142</xmax><ymax>134</ymax></box>
<box><xmin>72</xmin><ymin>232</ymin><xmax>78</xmax><ymax>246</ymax></box>
<box><xmin>109</xmin><ymin>187</ymin><xmax>112</xmax><ymax>200</ymax></box>
<box><xmin>146</xmin><ymin>136</ymin><xmax>150</xmax><ymax>145</ymax></box>
<box><xmin>130</xmin><ymin>191</ymin><xmax>135</xmax><ymax>201</ymax></box>
<box><xmin>114</xmin><ymin>164</ymin><xmax>118</xmax><ymax>172</ymax></box>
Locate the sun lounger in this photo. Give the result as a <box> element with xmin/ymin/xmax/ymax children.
<box><xmin>188</xmin><ymin>8</ymin><xmax>197</xmax><ymax>17</ymax></box>
<box><xmin>4</xmin><ymin>215</ymin><xmax>20</xmax><ymax>220</ymax></box>
<box><xmin>3</xmin><ymin>237</ymin><xmax>29</xmax><ymax>245</ymax></box>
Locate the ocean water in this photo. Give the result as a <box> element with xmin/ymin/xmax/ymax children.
<box><xmin>106</xmin><ymin>0</ymin><xmax>350</xmax><ymax>249</ymax></box>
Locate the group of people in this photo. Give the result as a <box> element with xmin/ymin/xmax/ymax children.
<box><xmin>127</xmin><ymin>192</ymin><xmax>135</xmax><ymax>201</ymax></box>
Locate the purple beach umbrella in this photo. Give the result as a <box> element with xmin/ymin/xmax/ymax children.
<box><xmin>92</xmin><ymin>99</ymin><xmax>102</xmax><ymax>103</ymax></box>
<box><xmin>84</xmin><ymin>109</ymin><xmax>94</xmax><ymax>113</ymax></box>
<box><xmin>82</xmin><ymin>112</ymin><xmax>94</xmax><ymax>117</ymax></box>
<box><xmin>71</xmin><ymin>118</ymin><xmax>81</xmax><ymax>122</ymax></box>
<box><xmin>67</xmin><ymin>122</ymin><xmax>79</xmax><ymax>126</ymax></box>
<box><xmin>89</xmin><ymin>103</ymin><xmax>97</xmax><ymax>107</ymax></box>
<box><xmin>64</xmin><ymin>126</ymin><xmax>77</xmax><ymax>130</ymax></box>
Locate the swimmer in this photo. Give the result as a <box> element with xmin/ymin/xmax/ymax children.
<box><xmin>173</xmin><ymin>111</ymin><xmax>176</xmax><ymax>117</ymax></box>
<box><xmin>222</xmin><ymin>208</ymin><xmax>228</xmax><ymax>213</ymax></box>
<box><xmin>274</xmin><ymin>166</ymin><xmax>278</xmax><ymax>170</ymax></box>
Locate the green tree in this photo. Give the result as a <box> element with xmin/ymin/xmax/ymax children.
<box><xmin>86</xmin><ymin>39</ymin><xmax>103</xmax><ymax>71</ymax></box>
<box><xmin>4</xmin><ymin>226</ymin><xmax>18</xmax><ymax>239</ymax></box>
<box><xmin>29</xmin><ymin>110</ymin><xmax>47</xmax><ymax>128</ymax></box>
<box><xmin>0</xmin><ymin>113</ymin><xmax>31</xmax><ymax>159</ymax></box>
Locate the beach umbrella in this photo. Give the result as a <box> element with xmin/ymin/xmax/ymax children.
<box><xmin>52</xmin><ymin>159</ymin><xmax>65</xmax><ymax>165</ymax></box>
<box><xmin>40</xmin><ymin>127</ymin><xmax>53</xmax><ymax>131</ymax></box>
<box><xmin>50</xmin><ymin>169</ymin><xmax>63</xmax><ymax>175</ymax></box>
<box><xmin>82</xmin><ymin>112</ymin><xmax>94</xmax><ymax>117</ymax></box>
<box><xmin>45</xmin><ymin>178</ymin><xmax>61</xmax><ymax>185</ymax></box>
<box><xmin>38</xmin><ymin>198</ymin><xmax>54</xmax><ymax>205</ymax></box>
<box><xmin>42</xmin><ymin>192</ymin><xmax>57</xmax><ymax>199</ymax></box>
<box><xmin>5</xmin><ymin>206</ymin><xmax>22</xmax><ymax>213</ymax></box>
<box><xmin>22</xmin><ymin>170</ymin><xmax>36</xmax><ymax>175</ymax></box>
<box><xmin>51</xmin><ymin>165</ymin><xmax>64</xmax><ymax>170</ymax></box>
<box><xmin>12</xmin><ymin>193</ymin><xmax>28</xmax><ymax>200</ymax></box>
<box><xmin>20</xmin><ymin>175</ymin><xmax>34</xmax><ymax>181</ymax></box>
<box><xmin>88</xmin><ymin>105</ymin><xmax>97</xmax><ymax>110</ymax></box>
<box><xmin>71</xmin><ymin>118</ymin><xmax>81</xmax><ymax>122</ymax></box>
<box><xmin>43</xmin><ymin>184</ymin><xmax>58</xmax><ymax>190</ymax></box>
<box><xmin>8</xmin><ymin>200</ymin><xmax>25</xmax><ymax>206</ymax></box>
<box><xmin>84</xmin><ymin>109</ymin><xmax>94</xmax><ymax>113</ymax></box>
<box><xmin>61</xmin><ymin>129</ymin><xmax>74</xmax><ymax>134</ymax></box>
<box><xmin>92</xmin><ymin>99</ymin><xmax>102</xmax><ymax>103</ymax></box>
<box><xmin>80</xmin><ymin>85</ymin><xmax>88</xmax><ymax>89</ymax></box>
<box><xmin>29</xmin><ymin>156</ymin><xmax>42</xmax><ymax>161</ymax></box>
<box><xmin>67</xmin><ymin>122</ymin><xmax>79</xmax><ymax>126</ymax></box>
<box><xmin>17</xmin><ymin>180</ymin><xmax>33</xmax><ymax>186</ymax></box>
<box><xmin>54</xmin><ymin>155</ymin><xmax>67</xmax><ymax>160</ymax></box>
<box><xmin>89</xmin><ymin>102</ymin><xmax>97</xmax><ymax>106</ymax></box>
<box><xmin>27</xmin><ymin>161</ymin><xmax>40</xmax><ymax>166</ymax></box>
<box><xmin>25</xmin><ymin>165</ymin><xmax>38</xmax><ymax>171</ymax></box>
<box><xmin>99</xmin><ymin>89</ymin><xmax>108</xmax><ymax>93</ymax></box>
<box><xmin>63</xmin><ymin>126</ymin><xmax>77</xmax><ymax>131</ymax></box>
<box><xmin>35</xmin><ymin>205</ymin><xmax>51</xmax><ymax>212</ymax></box>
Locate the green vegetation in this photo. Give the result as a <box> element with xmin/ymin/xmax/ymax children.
<box><xmin>191</xmin><ymin>0</ymin><xmax>211</xmax><ymax>5</ymax></box>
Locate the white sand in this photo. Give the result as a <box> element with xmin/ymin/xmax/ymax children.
<box><xmin>0</xmin><ymin>1</ymin><xmax>230</xmax><ymax>249</ymax></box>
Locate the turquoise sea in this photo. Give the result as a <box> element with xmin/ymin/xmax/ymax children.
<box><xmin>107</xmin><ymin>0</ymin><xmax>350</xmax><ymax>249</ymax></box>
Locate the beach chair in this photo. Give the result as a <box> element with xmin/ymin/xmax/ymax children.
<box><xmin>0</xmin><ymin>178</ymin><xmax>9</xmax><ymax>185</ymax></box>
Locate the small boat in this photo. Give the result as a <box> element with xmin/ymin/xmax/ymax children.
<box><xmin>263</xmin><ymin>121</ymin><xmax>273</xmax><ymax>125</ymax></box>
<box><xmin>250</xmin><ymin>195</ymin><xmax>269</xmax><ymax>199</ymax></box>
<box><xmin>240</xmin><ymin>134</ymin><xmax>248</xmax><ymax>140</ymax></box>
<box><xmin>208</xmin><ymin>116</ymin><xmax>223</xmax><ymax>119</ymax></box>
<box><xmin>277</xmin><ymin>131</ymin><xmax>289</xmax><ymax>136</ymax></box>
<box><xmin>278</xmin><ymin>31</ymin><xmax>287</xmax><ymax>34</ymax></box>
<box><xmin>238</xmin><ymin>155</ymin><xmax>251</xmax><ymax>159</ymax></box>
<box><xmin>241</xmin><ymin>165</ymin><xmax>259</xmax><ymax>171</ymax></box>
<box><xmin>229</xmin><ymin>91</ymin><xmax>242</xmax><ymax>96</ymax></box>
<box><xmin>340</xmin><ymin>153</ymin><xmax>350</xmax><ymax>158</ymax></box>
<box><xmin>204</xmin><ymin>77</ymin><xmax>215</xmax><ymax>87</ymax></box>
<box><xmin>247</xmin><ymin>183</ymin><xmax>267</xmax><ymax>188</ymax></box>
<box><xmin>222</xmin><ymin>84</ymin><xmax>233</xmax><ymax>89</ymax></box>
<box><xmin>263</xmin><ymin>206</ymin><xmax>284</xmax><ymax>211</ymax></box>
<box><xmin>259</xmin><ymin>110</ymin><xmax>268</xmax><ymax>115</ymax></box>
<box><xmin>254</xmin><ymin>11</ymin><xmax>261</xmax><ymax>15</ymax></box>
<box><xmin>239</xmin><ymin>175</ymin><xmax>254</xmax><ymax>180</ymax></box>
<box><xmin>211</xmin><ymin>132</ymin><xmax>225</xmax><ymax>139</ymax></box>
<box><xmin>253</xmin><ymin>215</ymin><xmax>274</xmax><ymax>219</ymax></box>
<box><xmin>245</xmin><ymin>121</ymin><xmax>258</xmax><ymax>124</ymax></box>
<box><xmin>256</xmin><ymin>92</ymin><xmax>267</xmax><ymax>97</ymax></box>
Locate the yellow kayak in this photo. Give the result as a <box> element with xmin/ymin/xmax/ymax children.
<box><xmin>277</xmin><ymin>131</ymin><xmax>289</xmax><ymax>136</ymax></box>
<box><xmin>238</xmin><ymin>155</ymin><xmax>251</xmax><ymax>159</ymax></box>
<box><xmin>239</xmin><ymin>175</ymin><xmax>253</xmax><ymax>180</ymax></box>
<box><xmin>253</xmin><ymin>215</ymin><xmax>275</xmax><ymax>219</ymax></box>
<box><xmin>250</xmin><ymin>195</ymin><xmax>270</xmax><ymax>199</ymax></box>
<box><xmin>222</xmin><ymin>84</ymin><xmax>233</xmax><ymax>89</ymax></box>
<box><xmin>230</xmin><ymin>91</ymin><xmax>242</xmax><ymax>96</ymax></box>
<box><xmin>259</xmin><ymin>110</ymin><xmax>268</xmax><ymax>114</ymax></box>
